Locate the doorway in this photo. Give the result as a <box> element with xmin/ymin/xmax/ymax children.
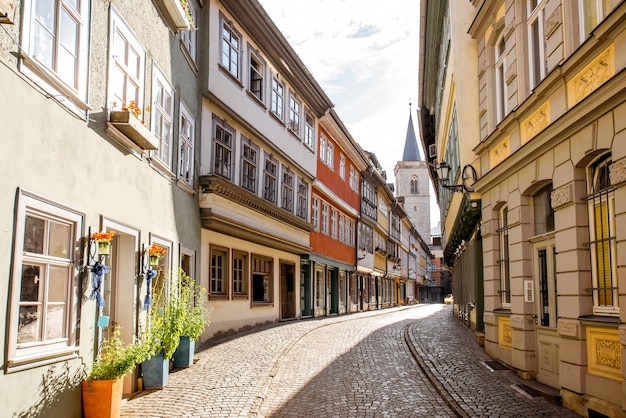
<box><xmin>533</xmin><ymin>239</ymin><xmax>559</xmax><ymax>388</ymax></box>
<box><xmin>280</xmin><ymin>262</ymin><xmax>296</xmax><ymax>319</ymax></box>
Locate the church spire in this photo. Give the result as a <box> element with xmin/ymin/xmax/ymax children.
<box><xmin>402</xmin><ymin>103</ymin><xmax>421</xmax><ymax>162</ymax></box>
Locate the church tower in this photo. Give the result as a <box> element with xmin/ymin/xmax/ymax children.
<box><xmin>394</xmin><ymin>107</ymin><xmax>431</xmax><ymax>244</ymax></box>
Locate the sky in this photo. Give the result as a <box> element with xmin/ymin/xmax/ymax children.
<box><xmin>260</xmin><ymin>0</ymin><xmax>441</xmax><ymax>228</ymax></box>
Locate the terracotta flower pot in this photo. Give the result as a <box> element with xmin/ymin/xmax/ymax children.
<box><xmin>82</xmin><ymin>378</ymin><xmax>123</xmax><ymax>418</ymax></box>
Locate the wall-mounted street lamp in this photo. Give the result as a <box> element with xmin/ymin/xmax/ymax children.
<box><xmin>435</xmin><ymin>162</ymin><xmax>478</xmax><ymax>193</ymax></box>
<box><xmin>357</xmin><ymin>247</ymin><xmax>367</xmax><ymax>260</ymax></box>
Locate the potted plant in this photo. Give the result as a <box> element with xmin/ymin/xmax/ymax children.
<box><xmin>173</xmin><ymin>269</ymin><xmax>211</xmax><ymax>367</ymax></box>
<box><xmin>140</xmin><ymin>272</ymin><xmax>184</xmax><ymax>389</ymax></box>
<box><xmin>82</xmin><ymin>327</ymin><xmax>148</xmax><ymax>418</ymax></box>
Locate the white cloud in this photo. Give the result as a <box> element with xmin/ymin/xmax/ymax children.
<box><xmin>260</xmin><ymin>0</ymin><xmax>440</xmax><ymax>226</ymax></box>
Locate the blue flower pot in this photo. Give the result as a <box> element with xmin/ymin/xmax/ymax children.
<box><xmin>173</xmin><ymin>336</ymin><xmax>195</xmax><ymax>368</ymax></box>
<box><xmin>142</xmin><ymin>351</ymin><xmax>168</xmax><ymax>389</ymax></box>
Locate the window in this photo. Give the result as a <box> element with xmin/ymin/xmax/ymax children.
<box><xmin>580</xmin><ymin>0</ymin><xmax>612</xmax><ymax>39</ymax></box>
<box><xmin>315</xmin><ymin>269</ymin><xmax>325</xmax><ymax>308</ymax></box>
<box><xmin>499</xmin><ymin>206</ymin><xmax>511</xmax><ymax>307</ymax></box>
<box><xmin>312</xmin><ymin>197</ymin><xmax>320</xmax><ymax>230</ymax></box>
<box><xmin>527</xmin><ymin>0</ymin><xmax>547</xmax><ymax>89</ymax></box>
<box><xmin>263</xmin><ymin>157</ymin><xmax>278</xmax><ymax>203</ymax></box>
<box><xmin>220</xmin><ymin>16</ymin><xmax>240</xmax><ymax>79</ymax></box>
<box><xmin>281</xmin><ymin>166</ymin><xmax>294</xmax><ymax>212</ymax></box>
<box><xmin>108</xmin><ymin>8</ymin><xmax>146</xmax><ymax>117</ymax></box>
<box><xmin>586</xmin><ymin>155</ymin><xmax>617</xmax><ymax>314</ymax></box>
<box><xmin>410</xmin><ymin>176</ymin><xmax>419</xmax><ymax>194</ymax></box>
<box><xmin>8</xmin><ymin>192</ymin><xmax>83</xmax><ymax>368</ymax></box>
<box><xmin>151</xmin><ymin>65</ymin><xmax>174</xmax><ymax>168</ymax></box>
<box><xmin>180</xmin><ymin>245</ymin><xmax>195</xmax><ymax>280</ymax></box>
<box><xmin>214</xmin><ymin>123</ymin><xmax>233</xmax><ymax>180</ymax></box>
<box><xmin>289</xmin><ymin>94</ymin><xmax>301</xmax><ymax>134</ymax></box>
<box><xmin>210</xmin><ymin>247</ymin><xmax>228</xmax><ymax>297</ymax></box>
<box><xmin>331</xmin><ymin>209</ymin><xmax>338</xmax><ymax>239</ymax></box>
<box><xmin>350</xmin><ymin>166</ymin><xmax>359</xmax><ymax>192</ymax></box>
<box><xmin>270</xmin><ymin>75</ymin><xmax>284</xmax><ymax>120</ymax></box>
<box><xmin>248</xmin><ymin>49</ymin><xmax>264</xmax><ymax>102</ymax></box>
<box><xmin>361</xmin><ymin>180</ymin><xmax>377</xmax><ymax>219</ymax></box>
<box><xmin>326</xmin><ymin>142</ymin><xmax>334</xmax><ymax>169</ymax></box>
<box><xmin>339</xmin><ymin>272</ymin><xmax>346</xmax><ymax>307</ymax></box>
<box><xmin>20</xmin><ymin>0</ymin><xmax>91</xmax><ymax>111</ymax></box>
<box><xmin>495</xmin><ymin>34</ymin><xmax>506</xmax><ymax>123</ymax></box>
<box><xmin>178</xmin><ymin>101</ymin><xmax>195</xmax><ymax>187</ymax></box>
<box><xmin>319</xmin><ymin>135</ymin><xmax>327</xmax><ymax>163</ymax></box>
<box><xmin>321</xmin><ymin>203</ymin><xmax>329</xmax><ymax>235</ymax></box>
<box><xmin>232</xmin><ymin>251</ymin><xmax>248</xmax><ymax>297</ymax></box>
<box><xmin>180</xmin><ymin>1</ymin><xmax>197</xmax><ymax>64</ymax></box>
<box><xmin>390</xmin><ymin>213</ymin><xmax>401</xmax><ymax>240</ymax></box>
<box><xmin>533</xmin><ymin>185</ymin><xmax>554</xmax><ymax>235</ymax></box>
<box><xmin>304</xmin><ymin>112</ymin><xmax>315</xmax><ymax>149</ymax></box>
<box><xmin>339</xmin><ymin>214</ymin><xmax>345</xmax><ymax>243</ymax></box>
<box><xmin>339</xmin><ymin>155</ymin><xmax>346</xmax><ymax>180</ymax></box>
<box><xmin>346</xmin><ymin>219</ymin><xmax>355</xmax><ymax>247</ymax></box>
<box><xmin>241</xmin><ymin>141</ymin><xmax>258</xmax><ymax>193</ymax></box>
<box><xmin>296</xmin><ymin>177</ymin><xmax>308</xmax><ymax>220</ymax></box>
<box><xmin>252</xmin><ymin>256</ymin><xmax>272</xmax><ymax>303</ymax></box>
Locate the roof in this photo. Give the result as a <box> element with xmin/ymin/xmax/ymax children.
<box><xmin>402</xmin><ymin>111</ymin><xmax>422</xmax><ymax>162</ymax></box>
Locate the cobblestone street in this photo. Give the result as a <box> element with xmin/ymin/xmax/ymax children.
<box><xmin>120</xmin><ymin>305</ymin><xmax>578</xmax><ymax>417</ymax></box>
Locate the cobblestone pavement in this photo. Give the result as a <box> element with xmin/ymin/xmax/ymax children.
<box><xmin>120</xmin><ymin>304</ymin><xmax>578</xmax><ymax>417</ymax></box>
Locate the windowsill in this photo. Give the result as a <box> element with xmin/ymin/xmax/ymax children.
<box><xmin>246</xmin><ymin>90</ymin><xmax>266</xmax><ymax>108</ymax></box>
<box><xmin>179</xmin><ymin>41</ymin><xmax>198</xmax><ymax>75</ymax></box>
<box><xmin>288</xmin><ymin>129</ymin><xmax>301</xmax><ymax>141</ymax></box>
<box><xmin>232</xmin><ymin>294</ymin><xmax>248</xmax><ymax>300</ymax></box>
<box><xmin>154</xmin><ymin>0</ymin><xmax>191</xmax><ymax>30</ymax></box>
<box><xmin>269</xmin><ymin>111</ymin><xmax>285</xmax><ymax>126</ymax></box>
<box><xmin>579</xmin><ymin>315</ymin><xmax>620</xmax><ymax>323</ymax></box>
<box><xmin>251</xmin><ymin>302</ymin><xmax>274</xmax><ymax>307</ymax></box>
<box><xmin>176</xmin><ymin>178</ymin><xmax>196</xmax><ymax>195</ymax></box>
<box><xmin>17</xmin><ymin>50</ymin><xmax>90</xmax><ymax>114</ymax></box>
<box><xmin>218</xmin><ymin>64</ymin><xmax>244</xmax><ymax>88</ymax></box>
<box><xmin>493</xmin><ymin>308</ymin><xmax>511</xmax><ymax>315</ymax></box>
<box><xmin>149</xmin><ymin>155</ymin><xmax>176</xmax><ymax>179</ymax></box>
<box><xmin>209</xmin><ymin>294</ymin><xmax>228</xmax><ymax>301</ymax></box>
<box><xmin>6</xmin><ymin>347</ymin><xmax>78</xmax><ymax>373</ymax></box>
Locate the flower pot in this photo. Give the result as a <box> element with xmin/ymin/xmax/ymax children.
<box><xmin>82</xmin><ymin>378</ymin><xmax>123</xmax><ymax>418</ymax></box>
<box><xmin>173</xmin><ymin>336</ymin><xmax>195</xmax><ymax>368</ymax></box>
<box><xmin>98</xmin><ymin>241</ymin><xmax>110</xmax><ymax>255</ymax></box>
<box><xmin>142</xmin><ymin>352</ymin><xmax>169</xmax><ymax>389</ymax></box>
<box><xmin>109</xmin><ymin>110</ymin><xmax>158</xmax><ymax>150</ymax></box>
<box><xmin>149</xmin><ymin>254</ymin><xmax>160</xmax><ymax>266</ymax></box>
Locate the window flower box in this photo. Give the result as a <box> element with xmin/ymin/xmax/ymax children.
<box><xmin>0</xmin><ymin>0</ymin><xmax>16</xmax><ymax>24</ymax></box>
<box><xmin>109</xmin><ymin>111</ymin><xmax>158</xmax><ymax>151</ymax></box>
<box><xmin>158</xmin><ymin>0</ymin><xmax>191</xmax><ymax>30</ymax></box>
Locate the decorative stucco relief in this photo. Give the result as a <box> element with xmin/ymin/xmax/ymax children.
<box><xmin>609</xmin><ymin>158</ymin><xmax>626</xmax><ymax>186</ymax></box>
<box><xmin>567</xmin><ymin>45</ymin><xmax>615</xmax><ymax>108</ymax></box>
<box><xmin>586</xmin><ymin>327</ymin><xmax>622</xmax><ymax>380</ymax></box>
<box><xmin>490</xmin><ymin>136</ymin><xmax>510</xmax><ymax>168</ymax></box>
<box><xmin>551</xmin><ymin>183</ymin><xmax>573</xmax><ymax>209</ymax></box>
<box><xmin>521</xmin><ymin>101</ymin><xmax>550</xmax><ymax>145</ymax></box>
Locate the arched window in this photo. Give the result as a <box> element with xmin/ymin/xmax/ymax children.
<box><xmin>586</xmin><ymin>154</ymin><xmax>617</xmax><ymax>313</ymax></box>
<box><xmin>533</xmin><ymin>184</ymin><xmax>554</xmax><ymax>235</ymax></box>
<box><xmin>410</xmin><ymin>176</ymin><xmax>419</xmax><ymax>194</ymax></box>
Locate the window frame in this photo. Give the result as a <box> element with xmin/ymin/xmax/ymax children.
<box><xmin>331</xmin><ymin>209</ymin><xmax>338</xmax><ymax>239</ymax></box>
<box><xmin>288</xmin><ymin>93</ymin><xmax>301</xmax><ymax>135</ymax></box>
<box><xmin>495</xmin><ymin>32</ymin><xmax>507</xmax><ymax>123</ymax></box>
<box><xmin>209</xmin><ymin>246</ymin><xmax>229</xmax><ymax>299</ymax></box>
<box><xmin>281</xmin><ymin>165</ymin><xmax>294</xmax><ymax>212</ymax></box>
<box><xmin>219</xmin><ymin>14</ymin><xmax>241</xmax><ymax>81</ymax></box>
<box><xmin>321</xmin><ymin>202</ymin><xmax>329</xmax><ymax>235</ymax></box>
<box><xmin>251</xmin><ymin>255</ymin><xmax>273</xmax><ymax>304</ymax></box>
<box><xmin>107</xmin><ymin>7</ymin><xmax>146</xmax><ymax>118</ymax></box>
<box><xmin>178</xmin><ymin>100</ymin><xmax>195</xmax><ymax>188</ymax></box>
<box><xmin>8</xmin><ymin>191</ymin><xmax>84</xmax><ymax>371</ymax></box>
<box><xmin>270</xmin><ymin>74</ymin><xmax>285</xmax><ymax>121</ymax></box>
<box><xmin>499</xmin><ymin>206</ymin><xmax>511</xmax><ymax>308</ymax></box>
<box><xmin>263</xmin><ymin>156</ymin><xmax>278</xmax><ymax>204</ymax></box>
<box><xmin>312</xmin><ymin>197</ymin><xmax>320</xmax><ymax>230</ymax></box>
<box><xmin>213</xmin><ymin>121</ymin><xmax>234</xmax><ymax>180</ymax></box>
<box><xmin>579</xmin><ymin>0</ymin><xmax>612</xmax><ymax>41</ymax></box>
<box><xmin>304</xmin><ymin>112</ymin><xmax>315</xmax><ymax>150</ymax></box>
<box><xmin>527</xmin><ymin>0</ymin><xmax>547</xmax><ymax>90</ymax></box>
<box><xmin>339</xmin><ymin>154</ymin><xmax>346</xmax><ymax>180</ymax></box>
<box><xmin>151</xmin><ymin>63</ymin><xmax>175</xmax><ymax>169</ymax></box>
<box><xmin>586</xmin><ymin>155</ymin><xmax>618</xmax><ymax>315</ymax></box>
<box><xmin>241</xmin><ymin>139</ymin><xmax>258</xmax><ymax>193</ymax></box>
<box><xmin>20</xmin><ymin>0</ymin><xmax>91</xmax><ymax>113</ymax></box>
<box><xmin>248</xmin><ymin>47</ymin><xmax>265</xmax><ymax>103</ymax></box>
<box><xmin>232</xmin><ymin>250</ymin><xmax>249</xmax><ymax>299</ymax></box>
<box><xmin>296</xmin><ymin>177</ymin><xmax>308</xmax><ymax>220</ymax></box>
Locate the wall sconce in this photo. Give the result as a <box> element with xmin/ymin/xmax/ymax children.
<box><xmin>357</xmin><ymin>247</ymin><xmax>367</xmax><ymax>261</ymax></box>
<box><xmin>392</xmin><ymin>263</ymin><xmax>401</xmax><ymax>271</ymax></box>
<box><xmin>435</xmin><ymin>162</ymin><xmax>478</xmax><ymax>193</ymax></box>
